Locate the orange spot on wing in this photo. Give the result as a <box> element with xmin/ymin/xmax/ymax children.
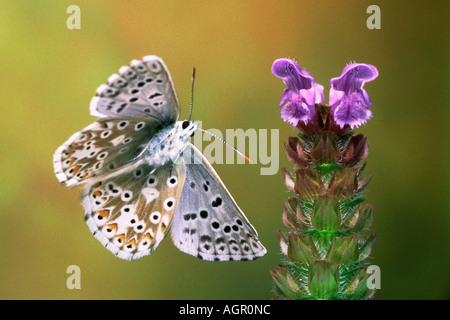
<box><xmin>72</xmin><ymin>165</ymin><xmax>81</xmax><ymax>175</ymax></box>
<box><xmin>126</xmin><ymin>239</ymin><xmax>137</xmax><ymax>247</ymax></box>
<box><xmin>97</xmin><ymin>210</ymin><xmax>110</xmax><ymax>219</ymax></box>
<box><xmin>93</xmin><ymin>190</ymin><xmax>102</xmax><ymax>197</ymax></box>
<box><xmin>116</xmin><ymin>234</ymin><xmax>125</xmax><ymax>243</ymax></box>
<box><xmin>107</xmin><ymin>223</ymin><xmax>118</xmax><ymax>230</ymax></box>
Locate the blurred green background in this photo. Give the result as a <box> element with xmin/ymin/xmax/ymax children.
<box><xmin>0</xmin><ymin>0</ymin><xmax>448</xmax><ymax>300</ymax></box>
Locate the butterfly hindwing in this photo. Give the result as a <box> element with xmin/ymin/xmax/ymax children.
<box><xmin>53</xmin><ymin>117</ymin><xmax>164</xmax><ymax>187</ymax></box>
<box><xmin>90</xmin><ymin>55</ymin><xmax>180</xmax><ymax>123</ymax></box>
<box><xmin>83</xmin><ymin>160</ymin><xmax>185</xmax><ymax>260</ymax></box>
<box><xmin>170</xmin><ymin>144</ymin><xmax>267</xmax><ymax>261</ymax></box>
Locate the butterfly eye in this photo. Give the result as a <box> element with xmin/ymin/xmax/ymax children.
<box><xmin>182</xmin><ymin>121</ymin><xmax>190</xmax><ymax>129</ymax></box>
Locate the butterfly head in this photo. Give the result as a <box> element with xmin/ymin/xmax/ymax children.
<box><xmin>177</xmin><ymin>120</ymin><xmax>198</xmax><ymax>138</ymax></box>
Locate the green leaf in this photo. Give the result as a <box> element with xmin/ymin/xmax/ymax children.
<box><xmin>271</xmin><ymin>267</ymin><xmax>304</xmax><ymax>300</ymax></box>
<box><xmin>342</xmin><ymin>269</ymin><xmax>375</xmax><ymax>300</ymax></box>
<box><xmin>358</xmin><ymin>234</ymin><xmax>378</xmax><ymax>262</ymax></box>
<box><xmin>339</xmin><ymin>195</ymin><xmax>366</xmax><ymax>217</ymax></box>
<box><xmin>286</xmin><ymin>271</ymin><xmax>308</xmax><ymax>296</ymax></box>
<box><xmin>311</xmin><ymin>196</ymin><xmax>341</xmax><ymax>231</ymax></box>
<box><xmin>328</xmin><ymin>168</ymin><xmax>358</xmax><ymax>199</ymax></box>
<box><xmin>287</xmin><ymin>234</ymin><xmax>317</xmax><ymax>265</ymax></box>
<box><xmin>342</xmin><ymin>204</ymin><xmax>373</xmax><ymax>233</ymax></box>
<box><xmin>276</xmin><ymin>230</ymin><xmax>289</xmax><ymax>256</ymax></box>
<box><xmin>326</xmin><ymin>236</ymin><xmax>360</xmax><ymax>265</ymax></box>
<box><xmin>294</xmin><ymin>169</ymin><xmax>325</xmax><ymax>200</ymax></box>
<box><xmin>308</xmin><ymin>261</ymin><xmax>339</xmax><ymax>299</ymax></box>
<box><xmin>281</xmin><ymin>168</ymin><xmax>296</xmax><ymax>192</ymax></box>
<box><xmin>282</xmin><ymin>198</ymin><xmax>309</xmax><ymax>231</ymax></box>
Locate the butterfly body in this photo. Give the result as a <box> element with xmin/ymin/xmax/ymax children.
<box><xmin>142</xmin><ymin>120</ymin><xmax>198</xmax><ymax>168</ymax></box>
<box><xmin>54</xmin><ymin>56</ymin><xmax>266</xmax><ymax>261</ymax></box>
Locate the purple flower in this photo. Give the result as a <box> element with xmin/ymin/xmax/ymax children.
<box><xmin>272</xmin><ymin>59</ymin><xmax>378</xmax><ymax>130</ymax></box>
<box><xmin>272</xmin><ymin>59</ymin><xmax>324</xmax><ymax>127</ymax></box>
<box><xmin>329</xmin><ymin>63</ymin><xmax>378</xmax><ymax>129</ymax></box>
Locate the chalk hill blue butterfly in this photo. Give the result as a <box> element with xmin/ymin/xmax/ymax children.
<box><xmin>53</xmin><ymin>56</ymin><xmax>267</xmax><ymax>261</ymax></box>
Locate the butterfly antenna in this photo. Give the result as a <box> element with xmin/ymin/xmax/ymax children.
<box><xmin>199</xmin><ymin>128</ymin><xmax>253</xmax><ymax>163</ymax></box>
<box><xmin>188</xmin><ymin>67</ymin><xmax>196</xmax><ymax>121</ymax></box>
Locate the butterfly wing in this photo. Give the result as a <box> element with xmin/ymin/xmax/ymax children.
<box><xmin>171</xmin><ymin>144</ymin><xmax>267</xmax><ymax>261</ymax></box>
<box><xmin>53</xmin><ymin>118</ymin><xmax>165</xmax><ymax>187</ymax></box>
<box><xmin>90</xmin><ymin>55</ymin><xmax>180</xmax><ymax>123</ymax></box>
<box><xmin>83</xmin><ymin>161</ymin><xmax>185</xmax><ymax>260</ymax></box>
<box><xmin>54</xmin><ymin>55</ymin><xmax>179</xmax><ymax>187</ymax></box>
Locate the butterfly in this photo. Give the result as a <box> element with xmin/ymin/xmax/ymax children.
<box><xmin>53</xmin><ymin>55</ymin><xmax>267</xmax><ymax>261</ymax></box>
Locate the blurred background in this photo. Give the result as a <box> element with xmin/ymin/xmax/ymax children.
<box><xmin>0</xmin><ymin>0</ymin><xmax>448</xmax><ymax>300</ymax></box>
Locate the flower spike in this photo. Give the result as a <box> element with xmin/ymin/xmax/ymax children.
<box><xmin>271</xmin><ymin>57</ymin><xmax>378</xmax><ymax>300</ymax></box>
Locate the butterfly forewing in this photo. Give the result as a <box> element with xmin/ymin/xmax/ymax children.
<box><xmin>90</xmin><ymin>56</ymin><xmax>180</xmax><ymax>123</ymax></box>
<box><xmin>170</xmin><ymin>144</ymin><xmax>267</xmax><ymax>261</ymax></box>
<box><xmin>83</xmin><ymin>161</ymin><xmax>185</xmax><ymax>260</ymax></box>
<box><xmin>53</xmin><ymin>118</ymin><xmax>164</xmax><ymax>187</ymax></box>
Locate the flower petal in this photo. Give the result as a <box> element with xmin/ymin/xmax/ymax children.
<box><xmin>272</xmin><ymin>58</ymin><xmax>324</xmax><ymax>126</ymax></box>
<box><xmin>272</xmin><ymin>59</ymin><xmax>320</xmax><ymax>106</ymax></box>
<box><xmin>329</xmin><ymin>88</ymin><xmax>345</xmax><ymax>107</ymax></box>
<box><xmin>280</xmin><ymin>101</ymin><xmax>310</xmax><ymax>127</ymax></box>
<box><xmin>331</xmin><ymin>63</ymin><xmax>378</xmax><ymax>96</ymax></box>
<box><xmin>329</xmin><ymin>63</ymin><xmax>378</xmax><ymax>129</ymax></box>
<box><xmin>333</xmin><ymin>95</ymin><xmax>373</xmax><ymax>129</ymax></box>
<box><xmin>314</xmin><ymin>83</ymin><xmax>325</xmax><ymax>105</ymax></box>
